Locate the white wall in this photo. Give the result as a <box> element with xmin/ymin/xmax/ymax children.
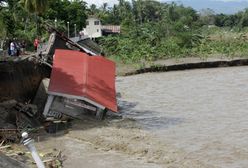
<box><xmin>83</xmin><ymin>18</ymin><xmax>102</xmax><ymax>38</ymax></box>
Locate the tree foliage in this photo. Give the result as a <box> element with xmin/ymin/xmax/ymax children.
<box><xmin>97</xmin><ymin>0</ymin><xmax>203</xmax><ymax>62</ymax></box>
<box><xmin>1</xmin><ymin>0</ymin><xmax>248</xmax><ymax>59</ymax></box>
<box><xmin>20</xmin><ymin>0</ymin><xmax>48</xmax><ymax>14</ymax></box>
<box><xmin>95</xmin><ymin>1</ymin><xmax>248</xmax><ymax>63</ymax></box>
<box><xmin>0</xmin><ymin>0</ymin><xmax>88</xmax><ymax>49</ymax></box>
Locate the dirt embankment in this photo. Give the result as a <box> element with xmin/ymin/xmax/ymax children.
<box><xmin>116</xmin><ymin>57</ymin><xmax>248</xmax><ymax>76</ymax></box>
<box><xmin>0</xmin><ymin>59</ymin><xmax>50</xmax><ymax>103</ymax></box>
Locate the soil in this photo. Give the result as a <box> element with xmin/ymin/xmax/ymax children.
<box><xmin>0</xmin><ymin>58</ymin><xmax>50</xmax><ymax>103</ymax></box>
<box><xmin>116</xmin><ymin>56</ymin><xmax>248</xmax><ymax>76</ymax></box>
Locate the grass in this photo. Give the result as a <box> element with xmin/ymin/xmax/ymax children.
<box><xmin>103</xmin><ymin>27</ymin><xmax>248</xmax><ymax>65</ymax></box>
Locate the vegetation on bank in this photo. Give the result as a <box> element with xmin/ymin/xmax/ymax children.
<box><xmin>96</xmin><ymin>1</ymin><xmax>248</xmax><ymax>63</ymax></box>
<box><xmin>1</xmin><ymin>0</ymin><xmax>248</xmax><ymax>63</ymax></box>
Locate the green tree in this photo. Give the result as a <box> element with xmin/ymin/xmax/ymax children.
<box><xmin>238</xmin><ymin>8</ymin><xmax>248</xmax><ymax>28</ymax></box>
<box><xmin>43</xmin><ymin>0</ymin><xmax>87</xmax><ymax>36</ymax></box>
<box><xmin>199</xmin><ymin>8</ymin><xmax>215</xmax><ymax>25</ymax></box>
<box><xmin>19</xmin><ymin>0</ymin><xmax>48</xmax><ymax>35</ymax></box>
<box><xmin>19</xmin><ymin>0</ymin><xmax>48</xmax><ymax>14</ymax></box>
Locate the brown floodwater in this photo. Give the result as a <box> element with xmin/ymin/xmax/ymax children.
<box><xmin>36</xmin><ymin>66</ymin><xmax>248</xmax><ymax>168</ymax></box>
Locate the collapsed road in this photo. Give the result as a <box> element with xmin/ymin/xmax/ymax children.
<box><xmin>0</xmin><ymin>57</ymin><xmax>50</xmax><ymax>103</ymax></box>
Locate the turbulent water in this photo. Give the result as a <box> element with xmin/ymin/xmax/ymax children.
<box><xmin>38</xmin><ymin>66</ymin><xmax>248</xmax><ymax>168</ymax></box>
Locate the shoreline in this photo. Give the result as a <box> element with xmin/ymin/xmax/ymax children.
<box><xmin>116</xmin><ymin>57</ymin><xmax>248</xmax><ymax>76</ymax></box>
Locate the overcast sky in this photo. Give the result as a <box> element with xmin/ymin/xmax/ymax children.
<box><xmin>84</xmin><ymin>0</ymin><xmax>248</xmax><ymax>6</ymax></box>
<box><xmin>84</xmin><ymin>0</ymin><xmax>160</xmax><ymax>6</ymax></box>
<box><xmin>84</xmin><ymin>0</ymin><xmax>129</xmax><ymax>6</ymax></box>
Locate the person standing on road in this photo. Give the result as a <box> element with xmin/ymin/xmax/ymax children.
<box><xmin>10</xmin><ymin>40</ymin><xmax>16</xmax><ymax>56</ymax></box>
<box><xmin>33</xmin><ymin>38</ymin><xmax>39</xmax><ymax>52</ymax></box>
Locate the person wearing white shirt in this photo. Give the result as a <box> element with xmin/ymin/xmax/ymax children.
<box><xmin>10</xmin><ymin>41</ymin><xmax>16</xmax><ymax>56</ymax></box>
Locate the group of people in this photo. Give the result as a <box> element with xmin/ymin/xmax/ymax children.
<box><xmin>7</xmin><ymin>38</ymin><xmax>39</xmax><ymax>57</ymax></box>
<box><xmin>8</xmin><ymin>39</ymin><xmax>25</xmax><ymax>57</ymax></box>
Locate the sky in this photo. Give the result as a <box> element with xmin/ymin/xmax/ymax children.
<box><xmin>84</xmin><ymin>0</ymin><xmax>248</xmax><ymax>6</ymax></box>
<box><xmin>83</xmin><ymin>0</ymin><xmax>248</xmax><ymax>14</ymax></box>
<box><xmin>84</xmin><ymin>0</ymin><xmax>152</xmax><ymax>6</ymax></box>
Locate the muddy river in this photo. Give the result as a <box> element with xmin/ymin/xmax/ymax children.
<box><xmin>37</xmin><ymin>66</ymin><xmax>248</xmax><ymax>168</ymax></box>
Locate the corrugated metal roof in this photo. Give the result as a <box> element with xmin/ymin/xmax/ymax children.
<box><xmin>48</xmin><ymin>49</ymin><xmax>117</xmax><ymax>112</ymax></box>
<box><xmin>102</xmin><ymin>25</ymin><xmax>121</xmax><ymax>33</ymax></box>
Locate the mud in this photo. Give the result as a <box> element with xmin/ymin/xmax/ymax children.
<box><xmin>0</xmin><ymin>58</ymin><xmax>50</xmax><ymax>103</ymax></box>
<box><xmin>124</xmin><ymin>57</ymin><xmax>248</xmax><ymax>76</ymax></box>
<box><xmin>34</xmin><ymin>66</ymin><xmax>248</xmax><ymax>168</ymax></box>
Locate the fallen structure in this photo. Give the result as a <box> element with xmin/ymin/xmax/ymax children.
<box><xmin>43</xmin><ymin>49</ymin><xmax>117</xmax><ymax>120</ymax></box>
<box><xmin>39</xmin><ymin>25</ymin><xmax>103</xmax><ymax>64</ymax></box>
<box><xmin>0</xmin><ymin>57</ymin><xmax>49</xmax><ymax>141</ymax></box>
<box><xmin>0</xmin><ymin>26</ymin><xmax>117</xmax><ymax>166</ymax></box>
<box><xmin>0</xmin><ymin>25</ymin><xmax>117</xmax><ymax>139</ymax></box>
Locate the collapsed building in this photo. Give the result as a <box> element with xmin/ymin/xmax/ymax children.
<box><xmin>0</xmin><ymin>25</ymin><xmax>117</xmax><ymax>140</ymax></box>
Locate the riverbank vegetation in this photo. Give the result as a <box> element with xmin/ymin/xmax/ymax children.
<box><xmin>97</xmin><ymin>1</ymin><xmax>248</xmax><ymax>63</ymax></box>
<box><xmin>1</xmin><ymin>0</ymin><xmax>248</xmax><ymax>63</ymax></box>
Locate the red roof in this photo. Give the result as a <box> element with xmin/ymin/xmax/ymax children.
<box><xmin>48</xmin><ymin>49</ymin><xmax>117</xmax><ymax>112</ymax></box>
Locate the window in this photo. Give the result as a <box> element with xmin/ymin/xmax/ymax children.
<box><xmin>97</xmin><ymin>29</ymin><xmax>99</xmax><ymax>32</ymax></box>
<box><xmin>86</xmin><ymin>21</ymin><xmax>89</xmax><ymax>25</ymax></box>
<box><xmin>94</xmin><ymin>21</ymin><xmax>100</xmax><ymax>25</ymax></box>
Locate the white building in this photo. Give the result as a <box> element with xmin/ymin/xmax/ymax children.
<box><xmin>82</xmin><ymin>17</ymin><xmax>121</xmax><ymax>39</ymax></box>
<box><xmin>82</xmin><ymin>17</ymin><xmax>102</xmax><ymax>38</ymax></box>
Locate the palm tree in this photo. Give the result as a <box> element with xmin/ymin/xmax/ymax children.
<box><xmin>89</xmin><ymin>4</ymin><xmax>97</xmax><ymax>15</ymax></box>
<box><xmin>19</xmin><ymin>0</ymin><xmax>48</xmax><ymax>15</ymax></box>
<box><xmin>101</xmin><ymin>2</ymin><xmax>108</xmax><ymax>12</ymax></box>
<box><xmin>19</xmin><ymin>0</ymin><xmax>48</xmax><ymax>35</ymax></box>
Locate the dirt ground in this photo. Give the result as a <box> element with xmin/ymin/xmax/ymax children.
<box><xmin>27</xmin><ymin>66</ymin><xmax>248</xmax><ymax>168</ymax></box>
<box><xmin>115</xmin><ymin>56</ymin><xmax>247</xmax><ymax>76</ymax></box>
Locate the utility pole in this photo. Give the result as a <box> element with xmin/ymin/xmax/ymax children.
<box><xmin>67</xmin><ymin>21</ymin><xmax>70</xmax><ymax>38</ymax></box>
<box><xmin>54</xmin><ymin>18</ymin><xmax>57</xmax><ymax>28</ymax></box>
<box><xmin>74</xmin><ymin>24</ymin><xmax>77</xmax><ymax>38</ymax></box>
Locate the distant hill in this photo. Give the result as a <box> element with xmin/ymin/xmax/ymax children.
<box><xmin>163</xmin><ymin>0</ymin><xmax>248</xmax><ymax>14</ymax></box>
